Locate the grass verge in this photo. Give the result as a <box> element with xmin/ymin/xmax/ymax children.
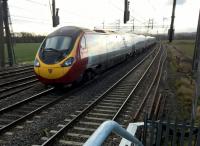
<box><xmin>167</xmin><ymin>43</ymin><xmax>195</xmax><ymax>120</ymax></box>
<box><xmin>5</xmin><ymin>43</ymin><xmax>40</xmax><ymax>64</ymax></box>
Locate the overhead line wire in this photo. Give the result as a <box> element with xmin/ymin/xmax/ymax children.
<box><xmin>24</xmin><ymin>0</ymin><xmax>48</xmax><ymax>7</ymax></box>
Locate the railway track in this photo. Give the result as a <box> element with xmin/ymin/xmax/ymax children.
<box><xmin>107</xmin><ymin>45</ymin><xmax>167</xmax><ymax>145</ymax></box>
<box><xmin>0</xmin><ymin>65</ymin><xmax>124</xmax><ymax>144</ymax></box>
<box><xmin>0</xmin><ymin>87</ymin><xmax>55</xmax><ymax>135</ymax></box>
<box><xmin>147</xmin><ymin>52</ymin><xmax>167</xmax><ymax>119</ymax></box>
<box><xmin>0</xmin><ymin>66</ymin><xmax>33</xmax><ymax>80</ymax></box>
<box><xmin>0</xmin><ymin>65</ymin><xmax>32</xmax><ymax>72</ymax></box>
<box><xmin>133</xmin><ymin>49</ymin><xmax>167</xmax><ymax>121</ymax></box>
<box><xmin>0</xmin><ymin>45</ymin><xmax>160</xmax><ymax>146</ymax></box>
<box><xmin>0</xmin><ymin>75</ymin><xmax>35</xmax><ymax>88</ymax></box>
<box><xmin>0</xmin><ymin>75</ymin><xmax>38</xmax><ymax>100</ymax></box>
<box><xmin>0</xmin><ymin>65</ymin><xmax>37</xmax><ymax>100</ymax></box>
<box><xmin>32</xmin><ymin>45</ymin><xmax>162</xmax><ymax>146</ymax></box>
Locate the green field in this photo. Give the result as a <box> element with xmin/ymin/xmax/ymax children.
<box><xmin>13</xmin><ymin>43</ymin><xmax>40</xmax><ymax>63</ymax></box>
<box><xmin>167</xmin><ymin>40</ymin><xmax>195</xmax><ymax>58</ymax></box>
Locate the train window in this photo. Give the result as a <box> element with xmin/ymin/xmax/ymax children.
<box><xmin>42</xmin><ymin>36</ymin><xmax>72</xmax><ymax>51</ymax></box>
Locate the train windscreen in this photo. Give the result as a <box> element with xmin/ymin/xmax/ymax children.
<box><xmin>42</xmin><ymin>36</ymin><xmax>72</xmax><ymax>51</ymax></box>
<box><xmin>39</xmin><ymin>36</ymin><xmax>72</xmax><ymax>64</ymax></box>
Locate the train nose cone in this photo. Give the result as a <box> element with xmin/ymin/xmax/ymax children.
<box><xmin>39</xmin><ymin>67</ymin><xmax>65</xmax><ymax>79</ymax></box>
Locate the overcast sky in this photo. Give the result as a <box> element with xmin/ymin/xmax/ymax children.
<box><xmin>8</xmin><ymin>0</ymin><xmax>200</xmax><ymax>35</ymax></box>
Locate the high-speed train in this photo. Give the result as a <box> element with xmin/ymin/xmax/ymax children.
<box><xmin>34</xmin><ymin>26</ymin><xmax>156</xmax><ymax>85</ymax></box>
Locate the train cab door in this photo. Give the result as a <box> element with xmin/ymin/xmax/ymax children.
<box><xmin>76</xmin><ymin>35</ymin><xmax>88</xmax><ymax>77</ymax></box>
<box><xmin>80</xmin><ymin>35</ymin><xmax>87</xmax><ymax>60</ymax></box>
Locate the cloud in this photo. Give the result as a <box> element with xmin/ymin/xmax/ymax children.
<box><xmin>167</xmin><ymin>0</ymin><xmax>186</xmax><ymax>5</ymax></box>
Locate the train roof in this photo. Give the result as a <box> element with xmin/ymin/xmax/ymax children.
<box><xmin>48</xmin><ymin>26</ymin><xmax>92</xmax><ymax>37</ymax></box>
<box><xmin>47</xmin><ymin>26</ymin><xmax>156</xmax><ymax>40</ymax></box>
<box><xmin>48</xmin><ymin>26</ymin><xmax>112</xmax><ymax>37</ymax></box>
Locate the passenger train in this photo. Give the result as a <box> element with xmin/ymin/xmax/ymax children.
<box><xmin>34</xmin><ymin>26</ymin><xmax>156</xmax><ymax>85</ymax></box>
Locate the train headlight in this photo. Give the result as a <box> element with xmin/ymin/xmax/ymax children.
<box><xmin>34</xmin><ymin>59</ymin><xmax>40</xmax><ymax>67</ymax></box>
<box><xmin>61</xmin><ymin>57</ymin><xmax>74</xmax><ymax>67</ymax></box>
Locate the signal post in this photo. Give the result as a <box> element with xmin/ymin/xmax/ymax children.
<box><xmin>0</xmin><ymin>0</ymin><xmax>4</xmax><ymax>68</ymax></box>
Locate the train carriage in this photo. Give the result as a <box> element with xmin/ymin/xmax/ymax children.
<box><xmin>34</xmin><ymin>26</ymin><xmax>156</xmax><ymax>85</ymax></box>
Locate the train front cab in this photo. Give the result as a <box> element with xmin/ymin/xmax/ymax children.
<box><xmin>34</xmin><ymin>33</ymin><xmax>88</xmax><ymax>85</ymax></box>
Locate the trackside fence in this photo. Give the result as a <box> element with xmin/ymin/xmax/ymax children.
<box><xmin>139</xmin><ymin>116</ymin><xmax>200</xmax><ymax>146</ymax></box>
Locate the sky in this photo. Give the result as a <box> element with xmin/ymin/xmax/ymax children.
<box><xmin>8</xmin><ymin>0</ymin><xmax>200</xmax><ymax>35</ymax></box>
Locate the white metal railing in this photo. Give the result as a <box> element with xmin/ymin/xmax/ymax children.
<box><xmin>83</xmin><ymin>120</ymin><xmax>144</xmax><ymax>146</ymax></box>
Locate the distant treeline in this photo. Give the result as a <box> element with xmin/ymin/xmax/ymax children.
<box><xmin>12</xmin><ymin>31</ymin><xmax>196</xmax><ymax>43</ymax></box>
<box><xmin>13</xmin><ymin>32</ymin><xmax>46</xmax><ymax>43</ymax></box>
<box><xmin>154</xmin><ymin>32</ymin><xmax>196</xmax><ymax>40</ymax></box>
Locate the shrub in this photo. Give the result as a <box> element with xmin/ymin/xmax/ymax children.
<box><xmin>177</xmin><ymin>85</ymin><xmax>194</xmax><ymax>97</ymax></box>
<box><xmin>175</xmin><ymin>78</ymin><xmax>191</xmax><ymax>88</ymax></box>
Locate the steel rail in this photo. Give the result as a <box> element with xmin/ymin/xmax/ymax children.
<box><xmin>104</xmin><ymin>45</ymin><xmax>165</xmax><ymax>146</ymax></box>
<box><xmin>0</xmin><ymin>69</ymin><xmax>33</xmax><ymax>79</ymax></box>
<box><xmin>112</xmin><ymin>44</ymin><xmax>162</xmax><ymax>121</ymax></box>
<box><xmin>41</xmin><ymin>46</ymin><xmax>159</xmax><ymax>146</ymax></box>
<box><xmin>0</xmin><ymin>57</ymin><xmax>131</xmax><ymax>135</ymax></box>
<box><xmin>157</xmin><ymin>94</ymin><xmax>167</xmax><ymax>120</ymax></box>
<box><xmin>0</xmin><ymin>75</ymin><xmax>35</xmax><ymax>87</ymax></box>
<box><xmin>0</xmin><ymin>88</ymin><xmax>54</xmax><ymax>114</ymax></box>
<box><xmin>0</xmin><ymin>65</ymin><xmax>32</xmax><ymax>73</ymax></box>
<box><xmin>0</xmin><ymin>88</ymin><xmax>55</xmax><ymax>134</ymax></box>
<box><xmin>0</xmin><ymin>84</ymin><xmax>35</xmax><ymax>100</ymax></box>
<box><xmin>0</xmin><ymin>79</ymin><xmax>38</xmax><ymax>94</ymax></box>
<box><xmin>148</xmin><ymin>51</ymin><xmax>167</xmax><ymax>119</ymax></box>
<box><xmin>0</xmin><ymin>66</ymin><xmax>33</xmax><ymax>76</ymax></box>
<box><xmin>132</xmin><ymin>47</ymin><xmax>166</xmax><ymax>121</ymax></box>
<box><xmin>153</xmin><ymin>93</ymin><xmax>162</xmax><ymax>119</ymax></box>
<box><xmin>0</xmin><ymin>46</ymin><xmax>158</xmax><ymax>145</ymax></box>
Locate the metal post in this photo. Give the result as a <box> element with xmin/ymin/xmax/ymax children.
<box><xmin>157</xmin><ymin>30</ymin><xmax>159</xmax><ymax>41</ymax></box>
<box><xmin>163</xmin><ymin>17</ymin><xmax>167</xmax><ymax>28</ymax></box>
<box><xmin>51</xmin><ymin>0</ymin><xmax>59</xmax><ymax>27</ymax></box>
<box><xmin>124</xmin><ymin>0</ymin><xmax>130</xmax><ymax>24</ymax></box>
<box><xmin>116</xmin><ymin>19</ymin><xmax>120</xmax><ymax>31</ymax></box>
<box><xmin>118</xmin><ymin>19</ymin><xmax>120</xmax><ymax>31</ymax></box>
<box><xmin>192</xmin><ymin>10</ymin><xmax>200</xmax><ymax>120</ymax></box>
<box><xmin>0</xmin><ymin>0</ymin><xmax>4</xmax><ymax>68</ymax></box>
<box><xmin>132</xmin><ymin>18</ymin><xmax>134</xmax><ymax>32</ymax></box>
<box><xmin>192</xmin><ymin>10</ymin><xmax>200</xmax><ymax>71</ymax></box>
<box><xmin>151</xmin><ymin>19</ymin><xmax>153</xmax><ymax>29</ymax></box>
<box><xmin>169</xmin><ymin>0</ymin><xmax>176</xmax><ymax>42</ymax></box>
<box><xmin>148</xmin><ymin>19</ymin><xmax>150</xmax><ymax>29</ymax></box>
<box><xmin>146</xmin><ymin>19</ymin><xmax>151</xmax><ymax>35</ymax></box>
<box><xmin>52</xmin><ymin>0</ymin><xmax>55</xmax><ymax>27</ymax></box>
<box><xmin>2</xmin><ymin>0</ymin><xmax>15</xmax><ymax>66</ymax></box>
